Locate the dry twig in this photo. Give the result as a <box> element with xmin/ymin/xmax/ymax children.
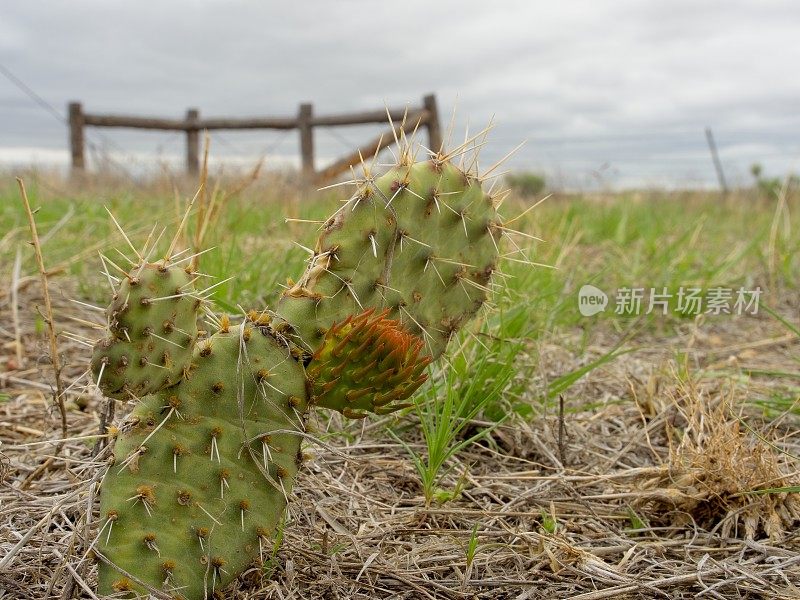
<box><xmin>17</xmin><ymin>177</ymin><xmax>67</xmax><ymax>441</ymax></box>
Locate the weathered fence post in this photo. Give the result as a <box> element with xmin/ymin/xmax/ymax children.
<box><xmin>298</xmin><ymin>103</ymin><xmax>314</xmax><ymax>177</ymax></box>
<box><xmin>423</xmin><ymin>94</ymin><xmax>442</xmax><ymax>153</ymax></box>
<box><xmin>705</xmin><ymin>127</ymin><xmax>728</xmax><ymax>196</ymax></box>
<box><xmin>68</xmin><ymin>101</ymin><xmax>85</xmax><ymax>171</ymax></box>
<box><xmin>186</xmin><ymin>108</ymin><xmax>200</xmax><ymax>175</ymax></box>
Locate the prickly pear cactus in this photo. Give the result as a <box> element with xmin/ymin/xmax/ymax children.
<box><xmin>97</xmin><ymin>321</ymin><xmax>308</xmax><ymax>599</ymax></box>
<box><xmin>91</xmin><ymin>142</ymin><xmax>507</xmax><ymax>599</ymax></box>
<box><xmin>276</xmin><ymin>156</ymin><xmax>501</xmax><ymax>360</ymax></box>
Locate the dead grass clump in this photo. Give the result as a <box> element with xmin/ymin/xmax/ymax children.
<box><xmin>636</xmin><ymin>379</ymin><xmax>800</xmax><ymax>540</ymax></box>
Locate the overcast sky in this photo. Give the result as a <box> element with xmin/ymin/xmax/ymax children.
<box><xmin>2</xmin><ymin>1</ymin><xmax>799</xmax><ymax>188</ymax></box>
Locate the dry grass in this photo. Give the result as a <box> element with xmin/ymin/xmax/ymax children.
<box><xmin>1</xmin><ymin>162</ymin><xmax>799</xmax><ymax>598</ymax></box>
<box><xmin>636</xmin><ymin>379</ymin><xmax>800</xmax><ymax>541</ymax></box>
<box><xmin>1</xmin><ymin>279</ymin><xmax>799</xmax><ymax>599</ymax></box>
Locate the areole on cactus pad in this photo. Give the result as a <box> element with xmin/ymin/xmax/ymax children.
<box><xmin>90</xmin><ymin>142</ymin><xmax>505</xmax><ymax>599</ymax></box>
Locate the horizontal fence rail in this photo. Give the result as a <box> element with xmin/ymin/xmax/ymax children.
<box><xmin>68</xmin><ymin>94</ymin><xmax>442</xmax><ymax>182</ymax></box>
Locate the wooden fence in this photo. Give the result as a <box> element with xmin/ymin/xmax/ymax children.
<box><xmin>68</xmin><ymin>94</ymin><xmax>441</xmax><ymax>182</ymax></box>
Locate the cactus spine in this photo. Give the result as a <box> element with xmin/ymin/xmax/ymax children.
<box><xmin>91</xmin><ymin>140</ymin><xmax>505</xmax><ymax>599</ymax></box>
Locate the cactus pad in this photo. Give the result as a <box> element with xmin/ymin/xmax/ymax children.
<box><xmin>91</xmin><ymin>262</ymin><xmax>200</xmax><ymax>400</ymax></box>
<box><xmin>97</xmin><ymin>322</ymin><xmax>308</xmax><ymax>599</ymax></box>
<box><xmin>307</xmin><ymin>308</ymin><xmax>431</xmax><ymax>417</ymax></box>
<box><xmin>276</xmin><ymin>158</ymin><xmax>500</xmax><ymax>361</ymax></box>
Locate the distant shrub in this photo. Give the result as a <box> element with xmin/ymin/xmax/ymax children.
<box><xmin>750</xmin><ymin>163</ymin><xmax>799</xmax><ymax>198</ymax></box>
<box><xmin>505</xmin><ymin>171</ymin><xmax>546</xmax><ymax>197</ymax></box>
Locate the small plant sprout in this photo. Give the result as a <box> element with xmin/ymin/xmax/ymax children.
<box><xmin>463</xmin><ymin>523</ymin><xmax>480</xmax><ymax>585</ymax></box>
<box><xmin>540</xmin><ymin>505</ymin><xmax>558</xmax><ymax>535</ymax></box>
<box><xmin>393</xmin><ymin>349</ymin><xmax>509</xmax><ymax>505</ymax></box>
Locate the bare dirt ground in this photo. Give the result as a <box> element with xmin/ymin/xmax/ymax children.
<box><xmin>2</xmin><ymin>282</ymin><xmax>799</xmax><ymax>599</ymax></box>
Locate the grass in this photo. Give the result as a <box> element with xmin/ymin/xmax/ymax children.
<box><xmin>1</xmin><ymin>165</ymin><xmax>799</xmax><ymax>598</ymax></box>
<box><xmin>391</xmin><ymin>345</ymin><xmax>512</xmax><ymax>505</ymax></box>
<box><xmin>4</xmin><ymin>176</ymin><xmax>797</xmax><ymax>304</ymax></box>
<box><xmin>1</xmin><ymin>170</ymin><xmax>797</xmax><ymax>440</ymax></box>
<box><xmin>1</xmin><ymin>171</ymin><xmax>797</xmax><ymax>416</ymax></box>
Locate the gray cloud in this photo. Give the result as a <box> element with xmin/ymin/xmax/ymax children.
<box><xmin>1</xmin><ymin>0</ymin><xmax>799</xmax><ymax>188</ymax></box>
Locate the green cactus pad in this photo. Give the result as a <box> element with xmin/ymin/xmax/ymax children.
<box><xmin>307</xmin><ymin>308</ymin><xmax>430</xmax><ymax>417</ymax></box>
<box><xmin>276</xmin><ymin>158</ymin><xmax>500</xmax><ymax>361</ymax></box>
<box><xmin>91</xmin><ymin>262</ymin><xmax>200</xmax><ymax>400</ymax></box>
<box><xmin>97</xmin><ymin>322</ymin><xmax>308</xmax><ymax>599</ymax></box>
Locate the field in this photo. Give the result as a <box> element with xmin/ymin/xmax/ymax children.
<box><xmin>0</xmin><ymin>164</ymin><xmax>798</xmax><ymax>599</ymax></box>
